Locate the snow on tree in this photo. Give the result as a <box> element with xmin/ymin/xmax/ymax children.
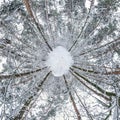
<box><xmin>0</xmin><ymin>0</ymin><xmax>120</xmax><ymax>119</ymax></box>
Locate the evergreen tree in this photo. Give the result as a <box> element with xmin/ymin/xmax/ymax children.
<box><xmin>0</xmin><ymin>0</ymin><xmax>120</xmax><ymax>119</ymax></box>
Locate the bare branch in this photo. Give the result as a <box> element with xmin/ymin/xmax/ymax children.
<box><xmin>69</xmin><ymin>0</ymin><xmax>94</xmax><ymax>51</ymax></box>
<box><xmin>22</xmin><ymin>0</ymin><xmax>35</xmax><ymax>20</ymax></box>
<box><xmin>70</xmin><ymin>69</ymin><xmax>111</xmax><ymax>101</ymax></box>
<box><xmin>74</xmin><ymin>90</ymin><xmax>93</xmax><ymax>120</ymax></box>
<box><xmin>70</xmin><ymin>68</ymin><xmax>116</xmax><ymax>97</ymax></box>
<box><xmin>13</xmin><ymin>71</ymin><xmax>51</xmax><ymax>120</ymax></box>
<box><xmin>63</xmin><ymin>75</ymin><xmax>81</xmax><ymax>120</ymax></box>
<box><xmin>0</xmin><ymin>67</ymin><xmax>47</xmax><ymax>80</ymax></box>
<box><xmin>22</xmin><ymin>0</ymin><xmax>53</xmax><ymax>51</ymax></box>
<box><xmin>72</xmin><ymin>65</ymin><xmax>120</xmax><ymax>75</ymax></box>
<box><xmin>78</xmin><ymin>37</ymin><xmax>120</xmax><ymax>56</ymax></box>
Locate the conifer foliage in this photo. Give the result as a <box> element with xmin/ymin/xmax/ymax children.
<box><xmin>0</xmin><ymin>0</ymin><xmax>120</xmax><ymax>119</ymax></box>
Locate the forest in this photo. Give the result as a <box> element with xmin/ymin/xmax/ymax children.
<box><xmin>0</xmin><ymin>0</ymin><xmax>120</xmax><ymax>119</ymax></box>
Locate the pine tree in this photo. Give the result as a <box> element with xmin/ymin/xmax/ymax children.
<box><xmin>0</xmin><ymin>0</ymin><xmax>120</xmax><ymax>119</ymax></box>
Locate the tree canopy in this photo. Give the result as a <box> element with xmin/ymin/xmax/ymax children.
<box><xmin>0</xmin><ymin>0</ymin><xmax>120</xmax><ymax>119</ymax></box>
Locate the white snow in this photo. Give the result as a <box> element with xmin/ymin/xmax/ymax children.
<box><xmin>0</xmin><ymin>57</ymin><xmax>6</xmax><ymax>73</ymax></box>
<box><xmin>85</xmin><ymin>0</ymin><xmax>98</xmax><ymax>10</ymax></box>
<box><xmin>46</xmin><ymin>46</ymin><xmax>74</xmax><ymax>77</ymax></box>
